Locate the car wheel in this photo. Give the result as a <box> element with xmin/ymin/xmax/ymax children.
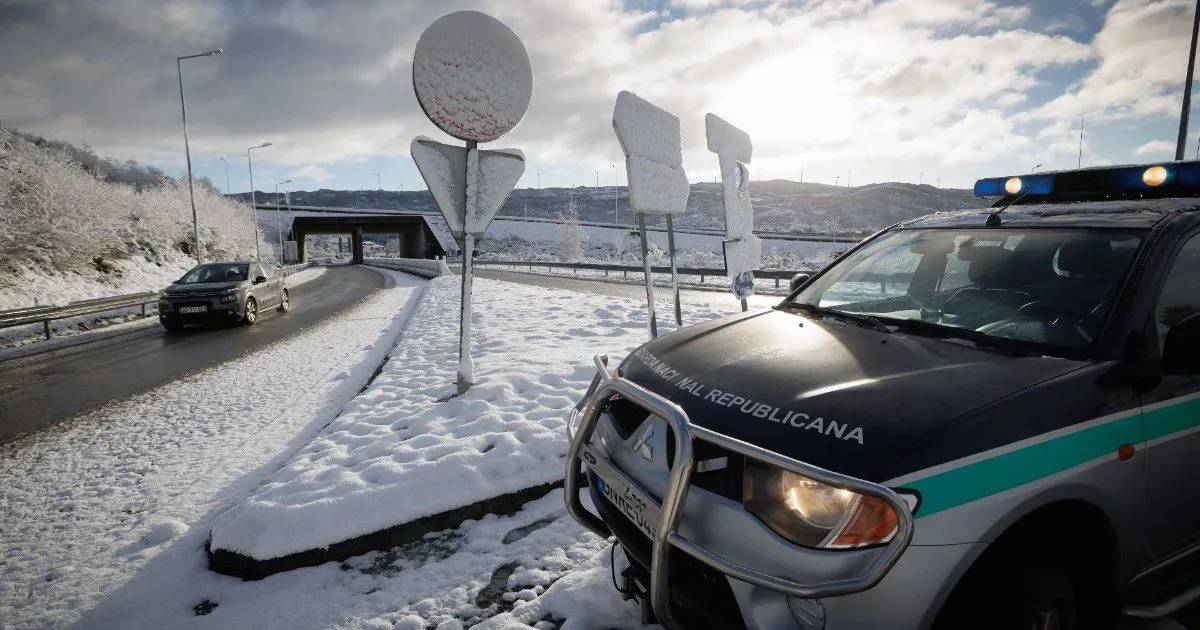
<box><xmin>161</xmin><ymin>319</ymin><xmax>183</xmax><ymax>332</ymax></box>
<box><xmin>277</xmin><ymin>289</ymin><xmax>290</xmax><ymax>312</ymax></box>
<box><xmin>242</xmin><ymin>297</ymin><xmax>258</xmax><ymax>326</ymax></box>
<box><xmin>935</xmin><ymin>549</ymin><xmax>1078</xmax><ymax>630</ymax></box>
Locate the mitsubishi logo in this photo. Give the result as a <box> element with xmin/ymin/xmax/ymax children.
<box><xmin>632</xmin><ymin>423</ymin><xmax>654</xmax><ymax>461</ymax></box>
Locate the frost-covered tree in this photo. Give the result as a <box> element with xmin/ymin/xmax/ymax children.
<box><xmin>0</xmin><ymin>128</ymin><xmax>265</xmax><ymax>279</ymax></box>
<box><xmin>555</xmin><ymin>198</ymin><xmax>587</xmax><ymax>263</ymax></box>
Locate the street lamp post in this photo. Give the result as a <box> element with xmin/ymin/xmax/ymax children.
<box><xmin>217</xmin><ymin>156</ymin><xmax>230</xmax><ymax>194</ymax></box>
<box><xmin>373</xmin><ymin>172</ymin><xmax>381</xmax><ymax>190</ymax></box>
<box><xmin>246</xmin><ymin>141</ymin><xmax>272</xmax><ymax>261</ymax></box>
<box><xmin>612</xmin><ymin>163</ymin><xmax>618</xmax><ymax>224</ymax></box>
<box><xmin>276</xmin><ymin>179</ymin><xmax>292</xmax><ymax>262</ymax></box>
<box><xmin>1178</xmin><ymin>0</ymin><xmax>1200</xmax><ymax>160</ymax></box>
<box><xmin>177</xmin><ymin>48</ymin><xmax>222</xmax><ymax>263</ymax></box>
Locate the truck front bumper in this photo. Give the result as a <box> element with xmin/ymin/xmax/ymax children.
<box><xmin>564</xmin><ymin>355</ymin><xmax>918</xmax><ymax>629</ymax></box>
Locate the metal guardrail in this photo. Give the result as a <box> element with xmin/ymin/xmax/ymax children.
<box><xmin>0</xmin><ymin>292</ymin><xmax>161</xmax><ymax>340</ymax></box>
<box><xmin>472</xmin><ymin>259</ymin><xmax>810</xmax><ymax>289</ymax></box>
<box><xmin>363</xmin><ymin>257</ymin><xmax>452</xmax><ymax>279</ymax></box>
<box><xmin>0</xmin><ymin>262</ymin><xmax>313</xmax><ymax>341</ymax></box>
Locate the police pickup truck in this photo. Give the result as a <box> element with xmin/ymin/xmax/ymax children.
<box><xmin>565</xmin><ymin>161</ymin><xmax>1200</xmax><ymax>630</ymax></box>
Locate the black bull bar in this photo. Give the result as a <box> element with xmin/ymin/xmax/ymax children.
<box><xmin>564</xmin><ymin>355</ymin><xmax>915</xmax><ymax>627</ymax></box>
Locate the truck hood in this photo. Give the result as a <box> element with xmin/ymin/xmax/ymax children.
<box><xmin>617</xmin><ymin>308</ymin><xmax>1085</xmax><ymax>482</ymax></box>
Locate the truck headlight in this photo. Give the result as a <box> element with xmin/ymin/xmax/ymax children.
<box><xmin>219</xmin><ymin>293</ymin><xmax>237</xmax><ymax>304</ymax></box>
<box><xmin>743</xmin><ymin>461</ymin><xmax>913</xmax><ymax>549</ymax></box>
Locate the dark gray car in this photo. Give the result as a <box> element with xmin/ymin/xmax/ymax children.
<box><xmin>158</xmin><ymin>261</ymin><xmax>289</xmax><ymax>331</ymax></box>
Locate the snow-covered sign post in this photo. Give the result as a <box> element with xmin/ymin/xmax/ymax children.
<box><xmin>706</xmin><ymin>113</ymin><xmax>761</xmax><ymax>310</ymax></box>
<box><xmin>410</xmin><ymin>10</ymin><xmax>531</xmax><ymax>394</ymax></box>
<box><xmin>612</xmin><ymin>91</ymin><xmax>689</xmax><ymax>338</ymax></box>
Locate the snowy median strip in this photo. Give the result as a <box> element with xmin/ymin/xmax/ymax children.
<box><xmin>207</xmin><ymin>274</ymin><xmax>748</xmax><ymax>578</ymax></box>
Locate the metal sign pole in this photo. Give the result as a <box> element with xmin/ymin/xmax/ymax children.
<box><xmin>410</xmin><ymin>11</ymin><xmax>531</xmax><ymax>396</ymax></box>
<box><xmin>638</xmin><ymin>213</ymin><xmax>658</xmax><ymax>339</ymax></box>
<box><xmin>458</xmin><ymin>231</ymin><xmax>475</xmax><ymax>394</ymax></box>
<box><xmin>458</xmin><ymin>139</ymin><xmax>479</xmax><ymax>394</ymax></box>
<box><xmin>666</xmin><ymin>214</ymin><xmax>682</xmax><ymax>325</ymax></box>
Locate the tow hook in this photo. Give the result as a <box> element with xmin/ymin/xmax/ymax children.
<box><xmin>610</xmin><ymin>542</ymin><xmax>656</xmax><ymax>624</ymax></box>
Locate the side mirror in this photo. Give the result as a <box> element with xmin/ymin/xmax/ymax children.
<box><xmin>789</xmin><ymin>273</ymin><xmax>812</xmax><ymax>293</ymax></box>
<box><xmin>1163</xmin><ymin>313</ymin><xmax>1200</xmax><ymax>375</ymax></box>
<box><xmin>254</xmin><ymin>276</ymin><xmax>267</xmax><ymax>284</ymax></box>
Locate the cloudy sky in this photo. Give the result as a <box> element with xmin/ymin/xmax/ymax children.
<box><xmin>1</xmin><ymin>0</ymin><xmax>1197</xmax><ymax>194</ymax></box>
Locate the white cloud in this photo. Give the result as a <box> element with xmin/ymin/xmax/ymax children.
<box><xmin>0</xmin><ymin>0</ymin><xmax>1097</xmax><ymax>185</ymax></box>
<box><xmin>293</xmin><ymin>164</ymin><xmax>334</xmax><ymax>183</ymax></box>
<box><xmin>1135</xmin><ymin>139</ymin><xmax>1176</xmax><ymax>155</ymax></box>
<box><xmin>1033</xmin><ymin>0</ymin><xmax>1195</xmax><ymax>122</ymax></box>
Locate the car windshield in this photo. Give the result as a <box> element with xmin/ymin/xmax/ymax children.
<box><xmin>789</xmin><ymin>228</ymin><xmax>1143</xmax><ymax>355</ymax></box>
<box><xmin>178</xmin><ymin>263</ymin><xmax>249</xmax><ymax>284</ymax></box>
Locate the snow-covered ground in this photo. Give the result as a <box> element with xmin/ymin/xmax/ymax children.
<box><xmin>1</xmin><ymin>275</ymin><xmax>757</xmax><ymax>629</ymax></box>
<box><xmin>0</xmin><ymin>255</ymin><xmax>193</xmax><ymax>312</ymax></box>
<box><xmin>210</xmin><ymin>275</ymin><xmax>757</xmax><ymax>561</ymax></box>
<box><xmin>0</xmin><ymin>266</ymin><xmax>420</xmax><ymax>628</ymax></box>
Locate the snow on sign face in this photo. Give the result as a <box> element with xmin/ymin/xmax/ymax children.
<box><xmin>413</xmin><ymin>11</ymin><xmax>533</xmax><ymax>143</ymax></box>
<box><xmin>706</xmin><ymin>113</ymin><xmax>761</xmax><ymax>285</ymax></box>
<box><xmin>612</xmin><ymin>91</ymin><xmax>689</xmax><ymax>215</ymax></box>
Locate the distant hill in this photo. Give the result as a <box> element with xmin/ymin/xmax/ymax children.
<box><xmin>233</xmin><ymin>179</ymin><xmax>988</xmax><ymax>235</ymax></box>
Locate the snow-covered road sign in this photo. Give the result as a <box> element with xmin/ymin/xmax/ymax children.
<box><xmin>613</xmin><ymin>91</ymin><xmax>689</xmax><ymax>216</ymax></box>
<box><xmin>612</xmin><ymin>91</ymin><xmax>690</xmax><ymax>337</ymax></box>
<box><xmin>411</xmin><ymin>137</ymin><xmax>525</xmax><ymax>241</ymax></box>
<box><xmin>412</xmin><ymin>11</ymin><xmax>532</xmax><ymax>144</ymax></box>
<box><xmin>706</xmin><ymin>113</ymin><xmax>761</xmax><ymax>306</ymax></box>
<box><xmin>411</xmin><ymin>10</ymin><xmax>532</xmax><ymax>393</ymax></box>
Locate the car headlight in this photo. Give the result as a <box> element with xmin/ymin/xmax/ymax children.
<box><xmin>743</xmin><ymin>461</ymin><xmax>914</xmax><ymax>549</ymax></box>
<box><xmin>219</xmin><ymin>293</ymin><xmax>237</xmax><ymax>304</ymax></box>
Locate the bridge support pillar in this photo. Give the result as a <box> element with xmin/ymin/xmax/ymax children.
<box><xmin>352</xmin><ymin>226</ymin><xmax>364</xmax><ymax>264</ymax></box>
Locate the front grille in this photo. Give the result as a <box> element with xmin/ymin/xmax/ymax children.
<box><xmin>607</xmin><ymin>394</ymin><xmax>648</xmax><ymax>439</ymax></box>
<box><xmin>603</xmin><ymin>395</ymin><xmax>744</xmax><ymax>502</ymax></box>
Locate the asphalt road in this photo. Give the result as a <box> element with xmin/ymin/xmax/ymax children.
<box><xmin>0</xmin><ymin>264</ymin><xmax>387</xmax><ymax>443</ymax></box>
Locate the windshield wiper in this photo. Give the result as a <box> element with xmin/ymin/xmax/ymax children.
<box><xmin>786</xmin><ymin>303</ymin><xmax>894</xmax><ymax>334</ymax></box>
<box><xmin>881</xmin><ymin>318</ymin><xmax>1037</xmax><ymax>357</ymax></box>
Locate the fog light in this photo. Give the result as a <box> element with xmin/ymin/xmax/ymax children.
<box><xmin>220</xmin><ymin>294</ymin><xmax>237</xmax><ymax>304</ymax></box>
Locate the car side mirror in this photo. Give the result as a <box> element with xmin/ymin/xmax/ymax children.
<box><xmin>789</xmin><ymin>273</ymin><xmax>812</xmax><ymax>293</ymax></box>
<box><xmin>254</xmin><ymin>276</ymin><xmax>267</xmax><ymax>284</ymax></box>
<box><xmin>1163</xmin><ymin>313</ymin><xmax>1200</xmax><ymax>375</ymax></box>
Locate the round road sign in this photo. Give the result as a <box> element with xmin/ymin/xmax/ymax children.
<box><xmin>412</xmin><ymin>11</ymin><xmax>533</xmax><ymax>143</ymax></box>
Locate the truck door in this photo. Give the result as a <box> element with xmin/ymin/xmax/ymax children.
<box><xmin>1141</xmin><ymin>230</ymin><xmax>1200</xmax><ymax>561</ymax></box>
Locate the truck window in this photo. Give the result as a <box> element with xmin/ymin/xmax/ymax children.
<box><xmin>1154</xmin><ymin>233</ymin><xmax>1200</xmax><ymax>349</ymax></box>
<box><xmin>793</xmin><ymin>228</ymin><xmax>1143</xmax><ymax>354</ymax></box>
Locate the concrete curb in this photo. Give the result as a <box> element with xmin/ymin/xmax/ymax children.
<box><xmin>207</xmin><ymin>481</ymin><xmax>563</xmax><ymax>580</ymax></box>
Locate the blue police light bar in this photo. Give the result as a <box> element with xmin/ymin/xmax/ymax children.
<box><xmin>974</xmin><ymin>161</ymin><xmax>1200</xmax><ymax>203</ymax></box>
<box><xmin>973</xmin><ymin>174</ymin><xmax>1054</xmax><ymax>197</ymax></box>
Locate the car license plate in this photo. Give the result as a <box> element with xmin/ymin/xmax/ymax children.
<box><xmin>585</xmin><ymin>445</ymin><xmax>661</xmax><ymax>539</ymax></box>
<box><xmin>178</xmin><ymin>306</ymin><xmax>207</xmax><ymax>314</ymax></box>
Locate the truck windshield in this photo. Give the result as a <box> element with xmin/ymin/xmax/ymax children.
<box><xmin>178</xmin><ymin>263</ymin><xmax>249</xmax><ymax>284</ymax></box>
<box><xmin>789</xmin><ymin>228</ymin><xmax>1143</xmax><ymax>354</ymax></box>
